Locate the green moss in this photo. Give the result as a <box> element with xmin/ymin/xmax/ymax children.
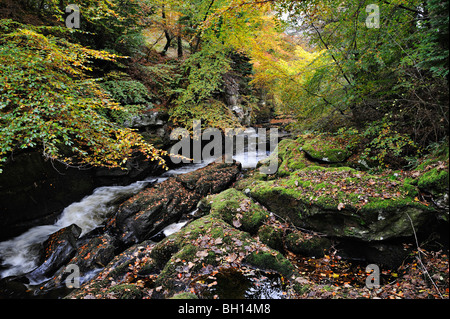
<box><xmin>246</xmin><ymin>164</ymin><xmax>435</xmax><ymax>240</ymax></box>
<box><xmin>170</xmin><ymin>292</ymin><xmax>199</xmax><ymax>299</ymax></box>
<box><xmin>293</xmin><ymin>282</ymin><xmax>311</xmax><ymax>295</ymax></box>
<box><xmin>285</xmin><ymin>232</ymin><xmax>331</xmax><ymax>257</ymax></box>
<box><xmin>106</xmin><ymin>284</ymin><xmax>143</xmax><ymax>299</ymax></box>
<box><xmin>258</xmin><ymin>225</ymin><xmax>284</xmax><ymax>252</ymax></box>
<box><xmin>207</xmin><ymin>188</ymin><xmax>267</xmax><ymax>233</ymax></box>
<box><xmin>244</xmin><ymin>251</ymin><xmax>294</xmax><ymax>277</ymax></box>
<box><xmin>417</xmin><ymin>168</ymin><xmax>449</xmax><ymax>194</ymax></box>
<box><xmin>301</xmin><ymin>135</ymin><xmax>352</xmax><ymax>163</ymax></box>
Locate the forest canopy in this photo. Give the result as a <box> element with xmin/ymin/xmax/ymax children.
<box><xmin>0</xmin><ymin>0</ymin><xmax>448</xmax><ymax>171</ymax></box>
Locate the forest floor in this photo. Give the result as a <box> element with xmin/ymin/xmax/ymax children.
<box><xmin>288</xmin><ymin>248</ymin><xmax>449</xmax><ymax>299</ymax></box>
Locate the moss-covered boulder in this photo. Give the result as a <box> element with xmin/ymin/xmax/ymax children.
<box><xmin>104</xmin><ymin>284</ymin><xmax>144</xmax><ymax>299</ymax></box>
<box><xmin>257</xmin><ymin>137</ymin><xmax>313</xmax><ymax>177</ymax></box>
<box><xmin>257</xmin><ymin>224</ymin><xmax>284</xmax><ymax>252</ymax></box>
<box><xmin>247</xmin><ymin>166</ymin><xmax>435</xmax><ymax>241</ymax></box>
<box><xmin>301</xmin><ymin>134</ymin><xmax>353</xmax><ymax>163</ymax></box>
<box><xmin>243</xmin><ymin>250</ymin><xmax>294</xmax><ymax>277</ymax></box>
<box><xmin>404</xmin><ymin>156</ymin><xmax>448</xmax><ymax>220</ymax></box>
<box><xmin>256</xmin><ymin>134</ymin><xmax>355</xmax><ymax>179</ymax></box>
<box><xmin>68</xmin><ymin>214</ymin><xmax>297</xmax><ymax>299</ymax></box>
<box><xmin>204</xmin><ymin>188</ymin><xmax>268</xmax><ymax>234</ymax></box>
<box><xmin>154</xmin><ymin>216</ymin><xmax>295</xmax><ymax>292</ymax></box>
<box><xmin>284</xmin><ymin>231</ymin><xmax>331</xmax><ymax>258</ymax></box>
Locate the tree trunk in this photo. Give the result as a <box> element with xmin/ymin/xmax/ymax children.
<box><xmin>161</xmin><ymin>30</ymin><xmax>172</xmax><ymax>56</ymax></box>
<box><xmin>177</xmin><ymin>35</ymin><xmax>183</xmax><ymax>58</ymax></box>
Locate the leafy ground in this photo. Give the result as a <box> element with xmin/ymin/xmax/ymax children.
<box><xmin>254</xmin><ymin>215</ymin><xmax>449</xmax><ymax>299</ymax></box>
<box><xmin>289</xmin><ymin>248</ymin><xmax>449</xmax><ymax>299</ymax></box>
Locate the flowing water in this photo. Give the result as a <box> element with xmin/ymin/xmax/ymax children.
<box><xmin>0</xmin><ymin>128</ymin><xmax>271</xmax><ymax>281</ymax></box>
<box><xmin>0</xmin><ymin>180</ymin><xmax>154</xmax><ymax>278</ymax></box>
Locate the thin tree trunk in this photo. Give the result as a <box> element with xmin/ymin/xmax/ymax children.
<box><xmin>177</xmin><ymin>35</ymin><xmax>183</xmax><ymax>58</ymax></box>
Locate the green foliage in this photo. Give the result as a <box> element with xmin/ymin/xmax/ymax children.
<box><xmin>413</xmin><ymin>0</ymin><xmax>449</xmax><ymax>78</ymax></box>
<box><xmin>15</xmin><ymin>0</ymin><xmax>152</xmax><ymax>54</ymax></box>
<box><xmin>359</xmin><ymin>119</ymin><xmax>420</xmax><ymax>168</ymax></box>
<box><xmin>101</xmin><ymin>80</ymin><xmax>153</xmax><ymax>105</ymax></box>
<box><xmin>273</xmin><ymin>0</ymin><xmax>448</xmax><ymax>146</ymax></box>
<box><xmin>99</xmin><ymin>73</ymin><xmax>155</xmax><ymax>125</ymax></box>
<box><xmin>169</xmin><ymin>43</ymin><xmax>235</xmax><ymax>131</ymax></box>
<box><xmin>0</xmin><ymin>20</ymin><xmax>166</xmax><ymax>171</ymax></box>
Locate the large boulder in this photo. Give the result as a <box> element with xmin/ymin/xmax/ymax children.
<box><xmin>300</xmin><ymin>134</ymin><xmax>352</xmax><ymax>163</ymax></box>
<box><xmin>200</xmin><ymin>188</ymin><xmax>268</xmax><ymax>234</ymax></box>
<box><xmin>110</xmin><ymin>161</ymin><xmax>241</xmax><ymax>246</ymax></box>
<box><xmin>256</xmin><ymin>134</ymin><xmax>354</xmax><ymax>179</ymax></box>
<box><xmin>241</xmin><ymin>166</ymin><xmax>435</xmax><ymax>242</ymax></box>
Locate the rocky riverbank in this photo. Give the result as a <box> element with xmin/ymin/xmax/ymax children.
<box><xmin>0</xmin><ymin>134</ymin><xmax>448</xmax><ymax>299</ymax></box>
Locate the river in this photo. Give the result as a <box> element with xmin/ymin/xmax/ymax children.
<box><xmin>0</xmin><ymin>128</ymin><xmax>270</xmax><ymax>282</ymax></box>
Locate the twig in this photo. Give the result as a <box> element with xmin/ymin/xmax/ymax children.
<box><xmin>404</xmin><ymin>212</ymin><xmax>444</xmax><ymax>299</ymax></box>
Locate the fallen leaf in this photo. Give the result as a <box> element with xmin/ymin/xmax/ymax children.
<box><xmin>196</xmin><ymin>250</ymin><xmax>209</xmax><ymax>258</ymax></box>
<box><xmin>225</xmin><ymin>253</ymin><xmax>237</xmax><ymax>263</ymax></box>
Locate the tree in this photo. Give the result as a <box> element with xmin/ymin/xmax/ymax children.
<box><xmin>268</xmin><ymin>0</ymin><xmax>448</xmax><ymax>145</ymax></box>
<box><xmin>164</xmin><ymin>0</ymin><xmax>285</xmax><ymax>131</ymax></box>
<box><xmin>0</xmin><ymin>20</ymin><xmax>166</xmax><ymax>172</ymax></box>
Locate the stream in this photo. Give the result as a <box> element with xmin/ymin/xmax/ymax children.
<box><xmin>0</xmin><ymin>128</ymin><xmax>271</xmax><ymax>285</ymax></box>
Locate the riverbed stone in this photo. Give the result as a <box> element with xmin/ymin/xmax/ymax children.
<box><xmin>27</xmin><ymin>224</ymin><xmax>82</xmax><ymax>281</ymax></box>
<box><xmin>111</xmin><ymin>161</ymin><xmax>241</xmax><ymax>246</ymax></box>
<box><xmin>67</xmin><ymin>215</ymin><xmax>297</xmax><ymax>299</ymax></box>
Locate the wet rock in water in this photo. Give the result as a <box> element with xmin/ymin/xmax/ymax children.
<box><xmin>114</xmin><ymin>177</ymin><xmax>200</xmax><ymax>246</ymax></box>
<box><xmin>27</xmin><ymin>224</ymin><xmax>81</xmax><ymax>282</ymax></box>
<box><xmin>35</xmin><ymin>233</ymin><xmax>117</xmax><ymax>293</ymax></box>
<box><xmin>111</xmin><ymin>161</ymin><xmax>241</xmax><ymax>246</ymax></box>
<box><xmin>67</xmin><ymin>215</ymin><xmax>298</xmax><ymax>299</ymax></box>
